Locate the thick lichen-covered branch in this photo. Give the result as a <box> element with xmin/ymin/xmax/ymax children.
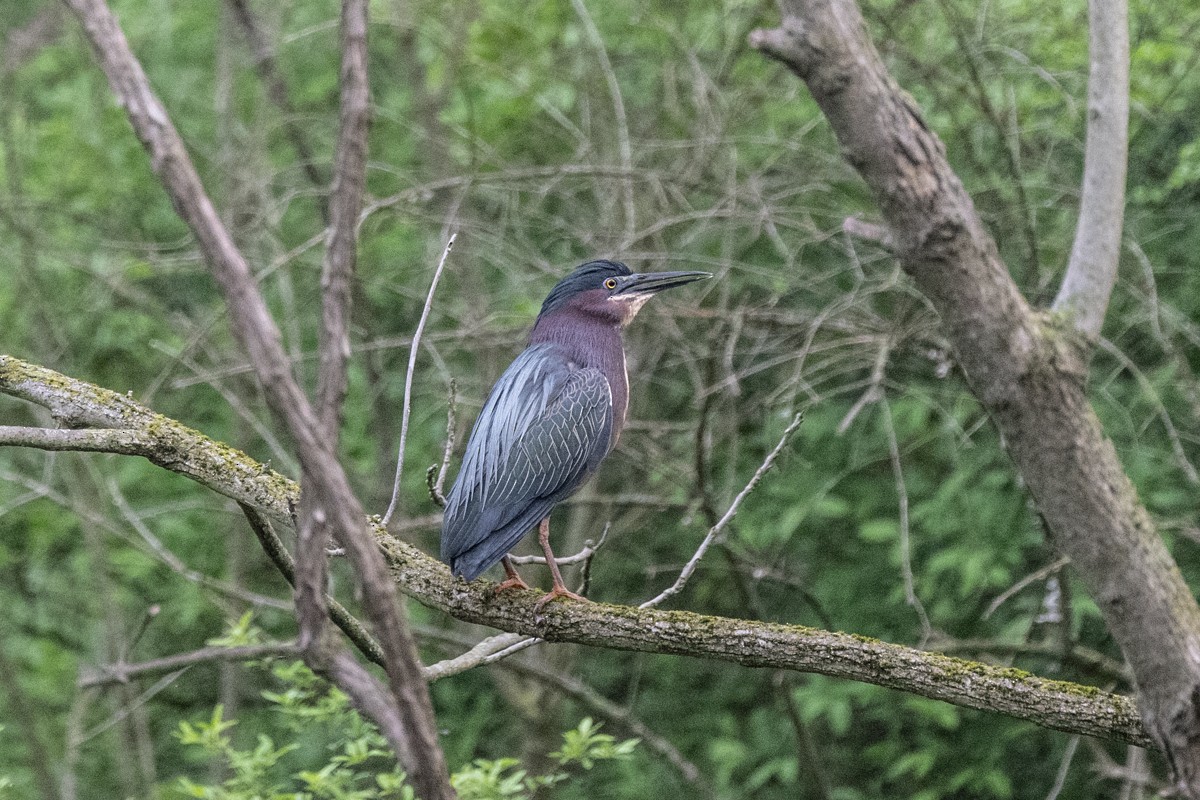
<box><xmin>0</xmin><ymin>354</ymin><xmax>1151</xmax><ymax>747</ymax></box>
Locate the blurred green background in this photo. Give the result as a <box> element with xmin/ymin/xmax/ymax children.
<box><xmin>2</xmin><ymin>0</ymin><xmax>1199</xmax><ymax>796</ymax></box>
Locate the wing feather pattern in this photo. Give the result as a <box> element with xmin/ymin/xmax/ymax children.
<box><xmin>441</xmin><ymin>343</ymin><xmax>612</xmax><ymax>579</ymax></box>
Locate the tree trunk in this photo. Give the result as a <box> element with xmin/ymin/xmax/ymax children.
<box><xmin>752</xmin><ymin>0</ymin><xmax>1200</xmax><ymax>792</ymax></box>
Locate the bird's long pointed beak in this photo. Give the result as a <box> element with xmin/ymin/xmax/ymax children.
<box><xmin>615</xmin><ymin>270</ymin><xmax>712</xmax><ymax>296</ymax></box>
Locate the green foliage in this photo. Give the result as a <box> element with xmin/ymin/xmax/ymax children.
<box><xmin>170</xmin><ymin>660</ymin><xmax>635</xmax><ymax>800</ymax></box>
<box><xmin>169</xmin><ymin>659</ymin><xmax>411</xmax><ymax>800</ymax></box>
<box><xmin>4</xmin><ymin>0</ymin><xmax>1200</xmax><ymax>796</ymax></box>
<box><xmin>452</xmin><ymin>718</ymin><xmax>637</xmax><ymax>800</ymax></box>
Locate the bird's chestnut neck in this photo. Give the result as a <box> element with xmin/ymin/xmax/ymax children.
<box><xmin>529</xmin><ymin>300</ymin><xmax>631</xmax><ymax>433</ymax></box>
<box><xmin>529</xmin><ymin>300</ymin><xmax>625</xmax><ymax>365</ymax></box>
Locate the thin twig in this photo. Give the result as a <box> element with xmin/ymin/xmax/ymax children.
<box><xmin>383</xmin><ymin>233</ymin><xmax>456</xmax><ymax>527</ymax></box>
<box><xmin>80</xmin><ymin>669</ymin><xmax>188</xmax><ymax>743</ymax></box>
<box><xmin>1098</xmin><ymin>337</ymin><xmax>1200</xmax><ymax>485</ymax></box>
<box><xmin>569</xmin><ymin>0</ymin><xmax>636</xmax><ymax>242</ymax></box>
<box><xmin>423</xmin><ymin>632</ymin><xmax>534</xmax><ymax>681</ymax></box>
<box><xmin>880</xmin><ymin>394</ymin><xmax>932</xmax><ymax>644</ymax></box>
<box><xmin>476</xmin><ymin>635</ymin><xmax>543</xmax><ymax>667</ymax></box>
<box><xmin>79</xmin><ymin>643</ymin><xmax>300</xmax><ymax>688</ymax></box>
<box><xmin>1045</xmin><ymin>735</ymin><xmax>1081</xmax><ymax>800</ymax></box>
<box><xmin>507</xmin><ymin>524</ymin><xmax>610</xmax><ymax>566</ymax></box>
<box><xmin>984</xmin><ymin>555</ymin><xmax>1071</xmax><ymax>620</ymax></box>
<box><xmin>641</xmin><ymin>412</ymin><xmax>803</xmax><ymax>608</ymax></box>
<box><xmin>121</xmin><ymin>605</ymin><xmax>160</xmax><ymax>663</ymax></box>
<box><xmin>434</xmin><ymin>379</ymin><xmax>456</xmax><ymax>503</ymax></box>
<box><xmin>836</xmin><ymin>338</ymin><xmax>890</xmax><ymax>434</ymax></box>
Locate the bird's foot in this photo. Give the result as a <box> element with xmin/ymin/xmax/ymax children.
<box><xmin>493</xmin><ymin>575</ymin><xmax>532</xmax><ymax>593</ymax></box>
<box><xmin>532</xmin><ymin>586</ymin><xmax>587</xmax><ymax>612</ymax></box>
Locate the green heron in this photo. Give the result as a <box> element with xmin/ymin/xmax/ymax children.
<box><xmin>441</xmin><ymin>260</ymin><xmax>710</xmax><ymax>607</ymax></box>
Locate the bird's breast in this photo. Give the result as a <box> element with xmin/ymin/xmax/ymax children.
<box><xmin>605</xmin><ymin>349</ymin><xmax>629</xmax><ymax>448</ymax></box>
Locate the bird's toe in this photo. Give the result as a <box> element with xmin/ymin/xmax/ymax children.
<box><xmin>532</xmin><ymin>586</ymin><xmax>588</xmax><ymax>612</ymax></box>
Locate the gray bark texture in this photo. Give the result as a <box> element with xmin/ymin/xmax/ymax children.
<box><xmin>751</xmin><ymin>0</ymin><xmax>1200</xmax><ymax>792</ymax></box>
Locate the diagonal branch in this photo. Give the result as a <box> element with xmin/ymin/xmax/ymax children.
<box><xmin>640</xmin><ymin>412</ymin><xmax>803</xmax><ymax>609</ymax></box>
<box><xmin>0</xmin><ymin>355</ymin><xmax>1154</xmax><ymax>748</ymax></box>
<box><xmin>751</xmin><ymin>0</ymin><xmax>1200</xmax><ymax>788</ymax></box>
<box><xmin>58</xmin><ymin>1</ymin><xmax>451</xmax><ymax>795</ymax></box>
<box><xmin>1052</xmin><ymin>0</ymin><xmax>1130</xmax><ymax>340</ymax></box>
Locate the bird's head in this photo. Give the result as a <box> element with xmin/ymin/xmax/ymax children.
<box><xmin>537</xmin><ymin>260</ymin><xmax>710</xmax><ymax>327</ymax></box>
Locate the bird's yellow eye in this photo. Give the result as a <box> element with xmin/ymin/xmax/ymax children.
<box><xmin>604</xmin><ymin>278</ymin><xmax>618</xmax><ymax>290</ymax></box>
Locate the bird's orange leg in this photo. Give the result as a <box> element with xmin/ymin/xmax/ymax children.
<box><xmin>494</xmin><ymin>556</ymin><xmax>532</xmax><ymax>593</ymax></box>
<box><xmin>533</xmin><ymin>518</ymin><xmax>587</xmax><ymax>611</ymax></box>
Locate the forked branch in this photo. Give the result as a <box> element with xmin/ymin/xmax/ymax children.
<box><xmin>751</xmin><ymin>0</ymin><xmax>1200</xmax><ymax>789</ymax></box>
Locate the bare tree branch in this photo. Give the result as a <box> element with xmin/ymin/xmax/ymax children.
<box><xmin>291</xmin><ymin>0</ymin><xmax>375</xmax><ymax>780</ymax></box>
<box><xmin>78</xmin><ymin>643</ymin><xmax>301</xmax><ymax>689</ymax></box>
<box><xmin>239</xmin><ymin>504</ymin><xmax>387</xmax><ymax>667</ymax></box>
<box><xmin>1052</xmin><ymin>0</ymin><xmax>1130</xmax><ymax>339</ymax></box>
<box><xmin>641</xmin><ymin>412</ymin><xmax>803</xmax><ymax>609</ymax></box>
<box><xmin>388</xmin><ymin>537</ymin><xmax>1150</xmax><ymax>748</ymax></box>
<box><xmin>315</xmin><ymin>0</ymin><xmax>369</xmax><ymax>436</ymax></box>
<box><xmin>751</xmin><ymin>0</ymin><xmax>1200</xmax><ymax>790</ymax></box>
<box><xmin>224</xmin><ymin>0</ymin><xmax>326</xmax><ymax>195</ymax></box>
<box><xmin>0</xmin><ymin>355</ymin><xmax>1154</xmax><ymax>748</ymax></box>
<box><xmin>58</xmin><ymin>1</ymin><xmax>451</xmax><ymax>794</ymax></box>
<box><xmin>383</xmin><ymin>233</ymin><xmax>456</xmax><ymax>526</ymax></box>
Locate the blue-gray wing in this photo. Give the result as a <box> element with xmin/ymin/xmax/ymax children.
<box><xmin>441</xmin><ymin>343</ymin><xmax>613</xmax><ymax>579</ymax></box>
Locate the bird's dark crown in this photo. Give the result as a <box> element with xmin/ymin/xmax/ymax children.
<box><xmin>537</xmin><ymin>260</ymin><xmax>631</xmax><ymax>319</ymax></box>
